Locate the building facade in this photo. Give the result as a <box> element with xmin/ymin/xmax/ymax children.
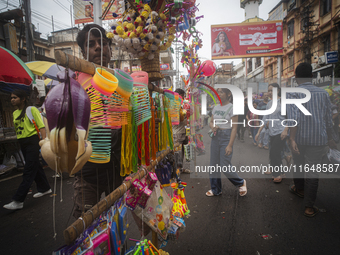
<box><xmin>264</xmin><ymin>0</ymin><xmax>340</xmax><ymax>87</ymax></box>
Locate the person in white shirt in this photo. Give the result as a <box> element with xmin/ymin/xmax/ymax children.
<box><xmin>206</xmin><ymin>88</ymin><xmax>247</xmax><ymax>197</ymax></box>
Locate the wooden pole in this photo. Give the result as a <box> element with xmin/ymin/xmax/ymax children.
<box><xmin>63</xmin><ymin>143</ymin><xmax>180</xmax><ymax>245</ymax></box>
<box><xmin>55</xmin><ymin>51</ymin><xmax>165</xmax><ymax>95</ymax></box>
<box><xmin>55</xmin><ymin>50</ymin><xmax>115</xmax><ymax>76</ymax></box>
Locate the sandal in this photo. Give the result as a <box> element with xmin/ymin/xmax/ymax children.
<box><xmin>181</xmin><ymin>169</ymin><xmax>191</xmax><ymax>174</ymax></box>
<box><xmin>304</xmin><ymin>206</ymin><xmax>319</xmax><ymax>217</ymax></box>
<box><xmin>289</xmin><ymin>184</ymin><xmax>304</xmax><ymax>198</ymax></box>
<box><xmin>206</xmin><ymin>190</ymin><xmax>221</xmax><ymax>197</ymax></box>
<box><xmin>273</xmin><ymin>175</ymin><xmax>283</xmax><ymax>183</ymax></box>
<box><xmin>263</xmin><ymin>146</ymin><xmax>269</xmax><ymax>150</ymax></box>
<box><xmin>239</xmin><ymin>180</ymin><xmax>247</xmax><ymax>196</ymax></box>
<box><xmin>258</xmin><ymin>144</ymin><xmax>263</xmax><ymax>148</ymax></box>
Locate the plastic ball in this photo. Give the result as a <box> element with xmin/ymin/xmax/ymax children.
<box><xmin>199</xmin><ymin>60</ymin><xmax>217</xmax><ymax>77</ymax></box>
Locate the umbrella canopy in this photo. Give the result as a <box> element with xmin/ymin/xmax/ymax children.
<box><xmin>44</xmin><ymin>78</ymin><xmax>60</xmax><ymax>89</ymax></box>
<box><xmin>0</xmin><ymin>46</ymin><xmax>35</xmax><ymax>93</ymax></box>
<box><xmin>26</xmin><ymin>61</ymin><xmax>65</xmax><ymax>80</ymax></box>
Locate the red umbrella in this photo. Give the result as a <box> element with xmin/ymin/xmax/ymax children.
<box><xmin>0</xmin><ymin>46</ymin><xmax>35</xmax><ymax>93</ymax></box>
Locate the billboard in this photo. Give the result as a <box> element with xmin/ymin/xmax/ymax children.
<box><xmin>73</xmin><ymin>0</ymin><xmax>124</xmax><ymax>24</ymax></box>
<box><xmin>211</xmin><ymin>20</ymin><xmax>283</xmax><ymax>60</ymax></box>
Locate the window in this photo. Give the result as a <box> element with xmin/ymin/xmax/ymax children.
<box><xmin>320</xmin><ymin>0</ymin><xmax>331</xmax><ymax>16</ymax></box>
<box><xmin>288</xmin><ymin>54</ymin><xmax>294</xmax><ymax>71</ymax></box>
<box><xmin>61</xmin><ymin>48</ymin><xmax>73</xmax><ymax>55</ymax></box>
<box><xmin>324</xmin><ymin>34</ymin><xmax>331</xmax><ymax>53</ymax></box>
<box><xmin>287</xmin><ymin>19</ymin><xmax>294</xmax><ymax>38</ymax></box>
<box><xmin>34</xmin><ymin>46</ymin><xmax>45</xmax><ymax>55</ymax></box>
<box><xmin>247</xmin><ymin>58</ymin><xmax>252</xmax><ymax>73</ymax></box>
<box><xmin>255</xmin><ymin>57</ymin><xmax>261</xmax><ymax>68</ymax></box>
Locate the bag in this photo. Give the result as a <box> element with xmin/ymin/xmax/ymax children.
<box><xmin>2</xmin><ymin>153</ymin><xmax>17</xmax><ymax>167</ymax></box>
<box><xmin>208</xmin><ymin>105</ymin><xmax>233</xmax><ymax>138</ymax></box>
<box><xmin>327</xmin><ymin>149</ymin><xmax>340</xmax><ymax>164</ymax></box>
<box><xmin>133</xmin><ymin>181</ymin><xmax>173</xmax><ymax>240</ymax></box>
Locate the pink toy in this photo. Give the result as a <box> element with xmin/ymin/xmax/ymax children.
<box><xmin>145</xmin><ymin>172</ymin><xmax>158</xmax><ymax>191</ymax></box>
<box><xmin>131</xmin><ymin>71</ymin><xmax>148</xmax><ymax>85</ymax></box>
<box><xmin>125</xmin><ymin>179</ymin><xmax>145</xmax><ymax>209</ymax></box>
<box><xmin>138</xmin><ymin>187</ymin><xmax>152</xmax><ymax>209</ymax></box>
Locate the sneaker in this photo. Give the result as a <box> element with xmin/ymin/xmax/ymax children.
<box><xmin>181</xmin><ymin>169</ymin><xmax>191</xmax><ymax>174</ymax></box>
<box><xmin>33</xmin><ymin>189</ymin><xmax>52</xmax><ymax>198</ymax></box>
<box><xmin>3</xmin><ymin>201</ymin><xmax>23</xmax><ymax>210</ymax></box>
<box><xmin>52</xmin><ymin>173</ymin><xmax>60</xmax><ymax>178</ymax></box>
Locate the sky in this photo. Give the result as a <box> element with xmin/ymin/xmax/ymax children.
<box><xmin>1</xmin><ymin>0</ymin><xmax>281</xmax><ymax>72</ymax></box>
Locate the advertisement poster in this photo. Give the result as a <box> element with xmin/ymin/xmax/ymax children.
<box><xmin>211</xmin><ymin>20</ymin><xmax>283</xmax><ymax>59</ymax></box>
<box><xmin>73</xmin><ymin>0</ymin><xmax>124</xmax><ymax>24</ymax></box>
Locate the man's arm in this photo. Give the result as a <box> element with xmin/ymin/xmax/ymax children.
<box><xmin>287</xmin><ymin>92</ymin><xmax>299</xmax><ymax>154</ymax></box>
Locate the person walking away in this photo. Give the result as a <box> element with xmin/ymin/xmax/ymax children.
<box><xmin>287</xmin><ymin>62</ymin><xmax>337</xmax><ymax>217</ymax></box>
<box><xmin>3</xmin><ymin>89</ymin><xmax>51</xmax><ymax>210</ymax></box>
<box><xmin>255</xmin><ymin>83</ymin><xmax>289</xmax><ymax>183</ymax></box>
<box><xmin>206</xmin><ymin>88</ymin><xmax>247</xmax><ymax>197</ymax></box>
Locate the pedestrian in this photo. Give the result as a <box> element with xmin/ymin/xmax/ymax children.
<box><xmin>206</xmin><ymin>88</ymin><xmax>247</xmax><ymax>197</ymax></box>
<box><xmin>246</xmin><ymin>101</ymin><xmax>259</xmax><ymax>146</ymax></box>
<box><xmin>73</xmin><ymin>24</ymin><xmax>122</xmax><ymax>218</ymax></box>
<box><xmin>255</xmin><ymin>83</ymin><xmax>289</xmax><ymax>183</ymax></box>
<box><xmin>237</xmin><ymin>98</ymin><xmax>248</xmax><ymax>142</ymax></box>
<box><xmin>257</xmin><ymin>92</ymin><xmax>270</xmax><ymax>150</ymax></box>
<box><xmin>287</xmin><ymin>62</ymin><xmax>337</xmax><ymax>217</ymax></box>
<box><xmin>173</xmin><ymin>88</ymin><xmax>190</xmax><ymax>174</ymax></box>
<box><xmin>3</xmin><ymin>89</ymin><xmax>51</xmax><ymax>210</ymax></box>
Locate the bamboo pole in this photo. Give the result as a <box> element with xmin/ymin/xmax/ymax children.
<box><xmin>55</xmin><ymin>51</ymin><xmax>165</xmax><ymax>94</ymax></box>
<box><xmin>54</xmin><ymin>50</ymin><xmax>115</xmax><ymax>76</ymax></box>
<box><xmin>63</xmin><ymin>143</ymin><xmax>180</xmax><ymax>245</ymax></box>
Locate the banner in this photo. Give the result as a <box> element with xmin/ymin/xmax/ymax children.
<box><xmin>160</xmin><ymin>63</ymin><xmax>170</xmax><ymax>70</ymax></box>
<box><xmin>73</xmin><ymin>0</ymin><xmax>124</xmax><ymax>24</ymax></box>
<box><xmin>211</xmin><ymin>21</ymin><xmax>283</xmax><ymax>59</ymax></box>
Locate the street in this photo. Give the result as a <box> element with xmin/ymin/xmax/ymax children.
<box><xmin>1</xmin><ymin>125</ymin><xmax>340</xmax><ymax>255</ymax></box>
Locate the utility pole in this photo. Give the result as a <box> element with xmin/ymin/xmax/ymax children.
<box><xmin>93</xmin><ymin>0</ymin><xmax>102</xmax><ymax>26</ymax></box>
<box><xmin>301</xmin><ymin>3</ymin><xmax>316</xmax><ymax>64</ymax></box>
<box><xmin>173</xmin><ymin>41</ymin><xmax>182</xmax><ymax>91</ymax></box>
<box><xmin>23</xmin><ymin>0</ymin><xmax>34</xmax><ymax>61</ymax></box>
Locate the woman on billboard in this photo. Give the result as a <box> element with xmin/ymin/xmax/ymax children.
<box><xmin>212</xmin><ymin>31</ymin><xmax>235</xmax><ymax>56</ymax></box>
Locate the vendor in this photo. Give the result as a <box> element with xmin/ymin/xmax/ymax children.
<box><xmin>73</xmin><ymin>24</ymin><xmax>122</xmax><ymax>218</ymax></box>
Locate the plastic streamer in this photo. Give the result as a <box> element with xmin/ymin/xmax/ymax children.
<box><xmin>164</xmin><ymin>99</ymin><xmax>174</xmax><ymax>150</ymax></box>
<box><xmin>131</xmin><ymin>110</ymin><xmax>138</xmax><ymax>173</ymax></box>
<box><xmin>144</xmin><ymin>121</ymin><xmax>150</xmax><ymax>166</ymax></box>
<box><xmin>196</xmin><ymin>82</ymin><xmax>222</xmax><ymax>105</ymax></box>
<box><xmin>120</xmin><ymin>110</ymin><xmax>133</xmax><ymax>176</ymax></box>
<box><xmin>197</xmin><ymin>87</ymin><xmax>217</xmax><ymax>104</ymax></box>
<box><xmin>150</xmin><ymin>98</ymin><xmax>157</xmax><ymax>160</ymax></box>
<box><xmin>137</xmin><ymin>124</ymin><xmax>142</xmax><ymax>164</ymax></box>
<box><xmin>141</xmin><ymin>124</ymin><xmax>145</xmax><ymax>165</ymax></box>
